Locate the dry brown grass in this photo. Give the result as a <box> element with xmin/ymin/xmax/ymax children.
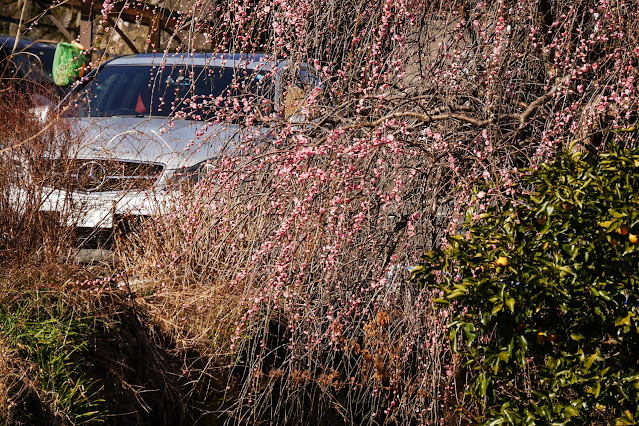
<box><xmin>0</xmin><ymin>87</ymin><xmax>79</xmax><ymax>266</ymax></box>
<box><xmin>0</xmin><ymin>336</ymin><xmax>38</xmax><ymax>422</ymax></box>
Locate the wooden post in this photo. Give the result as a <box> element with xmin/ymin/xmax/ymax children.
<box><xmin>79</xmin><ymin>10</ymin><xmax>92</xmax><ymax>51</ymax></box>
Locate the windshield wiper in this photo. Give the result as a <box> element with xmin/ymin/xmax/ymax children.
<box><xmin>101</xmin><ymin>113</ymin><xmax>147</xmax><ymax>118</ymax></box>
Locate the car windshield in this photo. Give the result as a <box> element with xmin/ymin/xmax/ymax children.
<box><xmin>75</xmin><ymin>64</ymin><xmax>273</xmax><ymax>120</ymax></box>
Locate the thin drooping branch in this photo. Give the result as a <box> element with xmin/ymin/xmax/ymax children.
<box><xmin>361</xmin><ymin>111</ymin><xmax>490</xmax><ymax>128</ymax></box>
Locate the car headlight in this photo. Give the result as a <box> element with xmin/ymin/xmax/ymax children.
<box><xmin>168</xmin><ymin>159</ymin><xmax>216</xmax><ymax>188</ymax></box>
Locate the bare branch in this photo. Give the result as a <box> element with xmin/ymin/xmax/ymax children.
<box><xmin>361</xmin><ymin>111</ymin><xmax>489</xmax><ymax>128</ymax></box>
<box><xmin>518</xmin><ymin>76</ymin><xmax>571</xmax><ymax>130</ymax></box>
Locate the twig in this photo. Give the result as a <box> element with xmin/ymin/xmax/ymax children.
<box><xmin>0</xmin><ymin>118</ymin><xmax>57</xmax><ymax>155</ymax></box>
<box><xmin>360</xmin><ymin>111</ymin><xmax>489</xmax><ymax>128</ymax></box>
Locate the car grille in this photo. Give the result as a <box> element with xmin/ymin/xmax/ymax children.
<box><xmin>35</xmin><ymin>158</ymin><xmax>165</xmax><ymax>192</ymax></box>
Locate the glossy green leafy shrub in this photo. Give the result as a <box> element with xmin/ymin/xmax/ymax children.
<box><xmin>411</xmin><ymin>145</ymin><xmax>639</xmax><ymax>425</ymax></box>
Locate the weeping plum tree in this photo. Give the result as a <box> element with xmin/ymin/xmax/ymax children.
<box><xmin>107</xmin><ymin>0</ymin><xmax>639</xmax><ymax>423</ymax></box>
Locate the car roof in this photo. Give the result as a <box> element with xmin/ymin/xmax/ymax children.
<box><xmin>105</xmin><ymin>53</ymin><xmax>278</xmax><ymax>70</ymax></box>
<box><xmin>0</xmin><ymin>36</ymin><xmax>57</xmax><ymax>52</ymax></box>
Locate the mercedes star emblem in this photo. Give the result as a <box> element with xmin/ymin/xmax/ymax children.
<box><xmin>77</xmin><ymin>161</ymin><xmax>107</xmax><ymax>191</ymax></box>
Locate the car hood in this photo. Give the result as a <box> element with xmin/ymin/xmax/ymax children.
<box><xmin>69</xmin><ymin>116</ymin><xmax>248</xmax><ymax>170</ymax></box>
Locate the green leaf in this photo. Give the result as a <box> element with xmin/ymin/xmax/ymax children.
<box><xmin>584</xmin><ymin>354</ymin><xmax>597</xmax><ymax>370</ymax></box>
<box><xmin>479</xmin><ymin>373</ymin><xmax>489</xmax><ymax>396</ymax></box>
<box><xmin>463</xmin><ymin>323</ymin><xmax>477</xmax><ymax>344</ymax></box>
<box><xmin>615</xmin><ymin>410</ymin><xmax>636</xmax><ymax>425</ymax></box>
<box><xmin>616</xmin><ymin>313</ymin><xmax>633</xmax><ymax>327</ymax></box>
<box><xmin>557</xmin><ymin>265</ymin><xmax>576</xmax><ymax>276</ymax></box>
<box><xmin>570</xmin><ymin>333</ymin><xmax>585</xmax><ymax>341</ymax></box>
<box><xmin>563</xmin><ymin>406</ymin><xmax>579</xmax><ymax>418</ymax></box>
<box><xmin>448</xmin><ymin>289</ymin><xmax>468</xmax><ymax>299</ymax></box>
<box><xmin>609</xmin><ymin>209</ymin><xmax>627</xmax><ymax>218</ymax></box>
<box><xmin>516</xmin><ymin>335</ymin><xmax>528</xmax><ymax>352</ymax></box>
<box><xmin>449</xmin><ymin>327</ymin><xmax>458</xmax><ymax>353</ymax></box>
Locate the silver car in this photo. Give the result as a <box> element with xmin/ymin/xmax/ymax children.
<box><xmin>37</xmin><ymin>53</ymin><xmax>305</xmax><ymax>230</ymax></box>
